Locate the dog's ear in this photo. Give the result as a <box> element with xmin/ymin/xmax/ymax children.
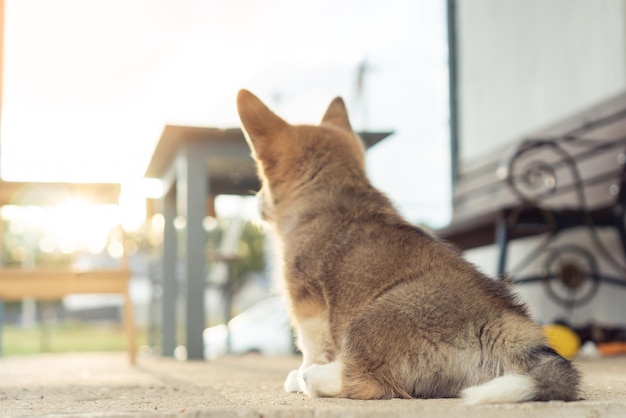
<box><xmin>321</xmin><ymin>97</ymin><xmax>352</xmax><ymax>132</ymax></box>
<box><xmin>237</xmin><ymin>89</ymin><xmax>288</xmax><ymax>161</ymax></box>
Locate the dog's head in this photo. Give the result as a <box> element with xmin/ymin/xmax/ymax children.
<box><xmin>237</xmin><ymin>89</ymin><xmax>366</xmax><ymax>223</ymax></box>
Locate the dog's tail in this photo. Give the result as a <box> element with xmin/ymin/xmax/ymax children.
<box><xmin>461</xmin><ymin>346</ymin><xmax>580</xmax><ymax>404</ymax></box>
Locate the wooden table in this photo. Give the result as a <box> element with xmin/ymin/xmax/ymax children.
<box><xmin>145</xmin><ymin>126</ymin><xmax>392</xmax><ymax>359</ymax></box>
<box><xmin>0</xmin><ymin>181</ymin><xmax>136</xmax><ymax>363</ymax></box>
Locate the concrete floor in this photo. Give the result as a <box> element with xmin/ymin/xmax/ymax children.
<box><xmin>1</xmin><ymin>352</ymin><xmax>625</xmax><ymax>418</ymax></box>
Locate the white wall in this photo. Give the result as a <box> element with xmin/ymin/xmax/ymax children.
<box><xmin>459</xmin><ymin>0</ymin><xmax>626</xmax><ymax>161</ymax></box>
<box><xmin>457</xmin><ymin>0</ymin><xmax>626</xmax><ymax>325</ymax></box>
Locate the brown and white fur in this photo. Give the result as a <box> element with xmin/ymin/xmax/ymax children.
<box><xmin>236</xmin><ymin>89</ymin><xmax>580</xmax><ymax>404</ymax></box>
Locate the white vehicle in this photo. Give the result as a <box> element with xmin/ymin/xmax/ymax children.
<box><xmin>203</xmin><ymin>296</ymin><xmax>294</xmax><ymax>359</ymax></box>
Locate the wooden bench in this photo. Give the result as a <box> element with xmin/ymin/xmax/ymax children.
<box><xmin>0</xmin><ymin>181</ymin><xmax>136</xmax><ymax>363</ymax></box>
<box><xmin>438</xmin><ymin>91</ymin><xmax>626</xmax><ymax>308</ymax></box>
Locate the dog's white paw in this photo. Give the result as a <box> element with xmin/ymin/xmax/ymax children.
<box><xmin>284</xmin><ymin>369</ymin><xmax>302</xmax><ymax>393</ymax></box>
<box><xmin>301</xmin><ymin>361</ymin><xmax>343</xmax><ymax>398</ymax></box>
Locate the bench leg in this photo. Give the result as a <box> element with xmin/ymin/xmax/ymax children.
<box><xmin>0</xmin><ymin>301</ymin><xmax>3</xmax><ymax>357</ymax></box>
<box><xmin>495</xmin><ymin>215</ymin><xmax>510</xmax><ymax>278</ymax></box>
<box><xmin>615</xmin><ymin>223</ymin><xmax>626</xmax><ymax>265</ymax></box>
<box><xmin>123</xmin><ymin>290</ymin><xmax>136</xmax><ymax>365</ymax></box>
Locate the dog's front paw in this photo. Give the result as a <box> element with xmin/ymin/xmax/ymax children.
<box><xmin>302</xmin><ymin>362</ymin><xmax>343</xmax><ymax>398</ymax></box>
<box><xmin>284</xmin><ymin>369</ymin><xmax>302</xmax><ymax>393</ymax></box>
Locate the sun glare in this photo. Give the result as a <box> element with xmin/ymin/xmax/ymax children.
<box><xmin>0</xmin><ymin>178</ymin><xmax>162</xmax><ymax>265</ymax></box>
<box><xmin>1</xmin><ymin>198</ymin><xmax>126</xmax><ymax>261</ymax></box>
<box><xmin>119</xmin><ymin>179</ymin><xmax>163</xmax><ymax>232</ymax></box>
<box><xmin>50</xmin><ymin>199</ymin><xmax>118</xmax><ymax>255</ymax></box>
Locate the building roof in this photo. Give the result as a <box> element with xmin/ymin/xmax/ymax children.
<box><xmin>144</xmin><ymin>125</ymin><xmax>393</xmax><ymax>196</ymax></box>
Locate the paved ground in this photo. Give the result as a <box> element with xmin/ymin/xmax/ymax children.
<box><xmin>1</xmin><ymin>352</ymin><xmax>625</xmax><ymax>418</ymax></box>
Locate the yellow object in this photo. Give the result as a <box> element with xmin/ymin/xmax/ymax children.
<box><xmin>543</xmin><ymin>324</ymin><xmax>581</xmax><ymax>359</ymax></box>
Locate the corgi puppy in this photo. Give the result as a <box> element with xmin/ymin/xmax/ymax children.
<box><xmin>236</xmin><ymin>89</ymin><xmax>579</xmax><ymax>404</ymax></box>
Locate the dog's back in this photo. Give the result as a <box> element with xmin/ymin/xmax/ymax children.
<box><xmin>237</xmin><ymin>89</ymin><xmax>580</xmax><ymax>403</ymax></box>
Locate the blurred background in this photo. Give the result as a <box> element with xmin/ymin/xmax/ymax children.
<box><xmin>0</xmin><ymin>0</ymin><xmax>450</xmax><ymax>357</ymax></box>
<box><xmin>2</xmin><ymin>0</ymin><xmax>626</xmax><ymax>361</ymax></box>
<box><xmin>3</xmin><ymin>0</ymin><xmax>451</xmax><ymax>224</ymax></box>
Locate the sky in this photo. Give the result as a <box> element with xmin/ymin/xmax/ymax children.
<box><xmin>2</xmin><ymin>0</ymin><xmax>451</xmax><ymax>227</ymax></box>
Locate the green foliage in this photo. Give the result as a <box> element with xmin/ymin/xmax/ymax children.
<box><xmin>235</xmin><ymin>221</ymin><xmax>266</xmax><ymax>282</ymax></box>
<box><xmin>1</xmin><ymin>220</ymin><xmax>74</xmax><ymax>267</ymax></box>
<box><xmin>205</xmin><ymin>219</ymin><xmax>266</xmax><ymax>290</ymax></box>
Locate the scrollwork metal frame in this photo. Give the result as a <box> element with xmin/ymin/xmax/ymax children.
<box><xmin>495</xmin><ymin>109</ymin><xmax>626</xmax><ymax>309</ymax></box>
